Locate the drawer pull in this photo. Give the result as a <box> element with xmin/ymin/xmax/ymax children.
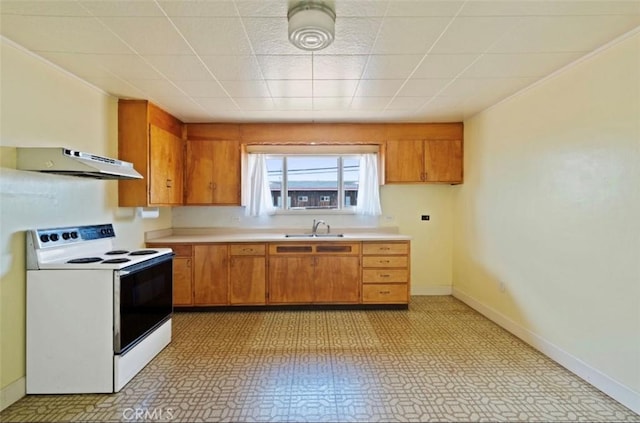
<box><xmin>380</xmin><ymin>274</ymin><xmax>390</xmax><ymax>277</ymax></box>
<box><xmin>379</xmin><ymin>290</ymin><xmax>391</xmax><ymax>294</ymax></box>
<box><xmin>380</xmin><ymin>260</ymin><xmax>390</xmax><ymax>264</ymax></box>
<box><xmin>242</xmin><ymin>248</ymin><xmax>253</xmax><ymax>252</ymax></box>
<box><xmin>380</xmin><ymin>247</ymin><xmax>390</xmax><ymax>250</ymax></box>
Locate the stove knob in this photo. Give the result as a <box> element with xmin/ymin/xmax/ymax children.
<box><xmin>40</xmin><ymin>234</ymin><xmax>50</xmax><ymax>243</ymax></box>
<box><xmin>70</xmin><ymin>231</ymin><xmax>79</xmax><ymax>239</ymax></box>
<box><xmin>62</xmin><ymin>232</ymin><xmax>70</xmax><ymax>240</ymax></box>
<box><xmin>50</xmin><ymin>233</ymin><xmax>59</xmax><ymax>242</ymax></box>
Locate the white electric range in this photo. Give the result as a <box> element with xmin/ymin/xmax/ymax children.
<box><xmin>25</xmin><ymin>223</ymin><xmax>174</xmax><ymax>394</ymax></box>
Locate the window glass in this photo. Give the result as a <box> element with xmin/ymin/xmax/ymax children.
<box><xmin>266</xmin><ymin>155</ymin><xmax>360</xmax><ymax>211</ymax></box>
<box><xmin>343</xmin><ymin>157</ymin><xmax>360</xmax><ymax>208</ymax></box>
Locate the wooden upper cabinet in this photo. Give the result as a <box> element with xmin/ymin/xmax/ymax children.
<box><xmin>185</xmin><ymin>140</ymin><xmax>240</xmax><ymax>205</ymax></box>
<box><xmin>385</xmin><ymin>139</ymin><xmax>424</xmax><ymax>183</ymax></box>
<box><xmin>149</xmin><ymin>125</ymin><xmax>184</xmax><ymax>204</ymax></box>
<box><xmin>385</xmin><ymin>138</ymin><xmax>463</xmax><ymax>184</ymax></box>
<box><xmin>184</xmin><ymin>140</ymin><xmax>214</xmax><ymax>204</ymax></box>
<box><xmin>424</xmin><ymin>139</ymin><xmax>462</xmax><ymax>183</ymax></box>
<box><xmin>118</xmin><ymin>100</ymin><xmax>185</xmax><ymax>206</ymax></box>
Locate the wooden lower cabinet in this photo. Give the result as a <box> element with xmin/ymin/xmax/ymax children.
<box><xmin>362</xmin><ymin>241</ymin><xmax>411</xmax><ymax>304</ymax></box>
<box><xmin>314</xmin><ymin>256</ymin><xmax>360</xmax><ymax>303</ymax></box>
<box><xmin>268</xmin><ymin>255</ymin><xmax>360</xmax><ymax>304</ymax></box>
<box><xmin>193</xmin><ymin>245</ymin><xmax>228</xmax><ymax>305</ymax></box>
<box><xmin>268</xmin><ymin>243</ymin><xmax>361</xmax><ymax>305</ymax></box>
<box><xmin>151</xmin><ymin>240</ymin><xmax>410</xmax><ymax>307</ymax></box>
<box><xmin>146</xmin><ymin>243</ymin><xmax>193</xmax><ymax>306</ymax></box>
<box><xmin>229</xmin><ymin>244</ymin><xmax>266</xmax><ymax>305</ymax></box>
<box><xmin>268</xmin><ymin>256</ymin><xmax>315</xmax><ymax>303</ymax></box>
<box><xmin>173</xmin><ymin>254</ymin><xmax>193</xmax><ymax>306</ymax></box>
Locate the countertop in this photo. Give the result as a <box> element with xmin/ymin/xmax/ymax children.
<box><xmin>145</xmin><ymin>227</ymin><xmax>411</xmax><ymax>244</ymax></box>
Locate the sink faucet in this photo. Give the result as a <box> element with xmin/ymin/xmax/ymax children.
<box><xmin>312</xmin><ymin>219</ymin><xmax>330</xmax><ymax>235</ymax></box>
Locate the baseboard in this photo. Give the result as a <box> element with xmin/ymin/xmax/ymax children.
<box><xmin>411</xmin><ymin>284</ymin><xmax>452</xmax><ymax>296</ymax></box>
<box><xmin>452</xmin><ymin>287</ymin><xmax>640</xmax><ymax>415</ymax></box>
<box><xmin>0</xmin><ymin>377</ymin><xmax>25</xmax><ymax>412</ymax></box>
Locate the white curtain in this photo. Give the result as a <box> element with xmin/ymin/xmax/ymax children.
<box><xmin>355</xmin><ymin>153</ymin><xmax>382</xmax><ymax>216</ymax></box>
<box><xmin>245</xmin><ymin>154</ymin><xmax>275</xmax><ymax>217</ymax></box>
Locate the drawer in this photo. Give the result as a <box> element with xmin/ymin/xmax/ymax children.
<box><xmin>148</xmin><ymin>244</ymin><xmax>192</xmax><ymax>257</ymax></box>
<box><xmin>363</xmin><ymin>269</ymin><xmax>408</xmax><ymax>283</ymax></box>
<box><xmin>362</xmin><ymin>242</ymin><xmax>409</xmax><ymax>255</ymax></box>
<box><xmin>362</xmin><ymin>256</ymin><xmax>408</xmax><ymax>268</ymax></box>
<box><xmin>362</xmin><ymin>284</ymin><xmax>408</xmax><ymax>304</ymax></box>
<box><xmin>230</xmin><ymin>244</ymin><xmax>266</xmax><ymax>256</ymax></box>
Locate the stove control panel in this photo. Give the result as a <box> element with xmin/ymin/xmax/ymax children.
<box><xmin>33</xmin><ymin>224</ymin><xmax>115</xmax><ymax>248</ymax></box>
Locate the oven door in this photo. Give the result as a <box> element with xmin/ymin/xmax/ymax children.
<box><xmin>114</xmin><ymin>253</ymin><xmax>173</xmax><ymax>354</ymax></box>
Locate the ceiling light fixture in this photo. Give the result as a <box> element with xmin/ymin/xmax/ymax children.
<box><xmin>288</xmin><ymin>2</ymin><xmax>336</xmax><ymax>51</ymax></box>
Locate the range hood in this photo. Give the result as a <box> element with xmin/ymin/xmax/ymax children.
<box><xmin>16</xmin><ymin>147</ymin><xmax>143</xmax><ymax>180</ymax></box>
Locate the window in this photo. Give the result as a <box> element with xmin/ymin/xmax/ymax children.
<box><xmin>266</xmin><ymin>155</ymin><xmax>359</xmax><ymax>211</ymax></box>
<box><xmin>243</xmin><ymin>145</ymin><xmax>382</xmax><ymax>216</ymax></box>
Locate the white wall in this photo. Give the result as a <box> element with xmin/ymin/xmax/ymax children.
<box><xmin>0</xmin><ymin>39</ymin><xmax>171</xmax><ymax>409</ymax></box>
<box><xmin>173</xmin><ymin>183</ymin><xmax>455</xmax><ymax>294</ymax></box>
<box><xmin>452</xmin><ymin>31</ymin><xmax>640</xmax><ymax>412</ymax></box>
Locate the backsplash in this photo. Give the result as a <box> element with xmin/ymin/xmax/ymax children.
<box><xmin>171</xmin><ymin>205</ymin><xmax>390</xmax><ymax>229</ymax></box>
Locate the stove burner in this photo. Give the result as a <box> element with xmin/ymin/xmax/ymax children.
<box><xmin>129</xmin><ymin>250</ymin><xmax>158</xmax><ymax>256</ymax></box>
<box><xmin>102</xmin><ymin>258</ymin><xmax>131</xmax><ymax>264</ymax></box>
<box><xmin>67</xmin><ymin>257</ymin><xmax>103</xmax><ymax>264</ymax></box>
<box><xmin>105</xmin><ymin>250</ymin><xmax>130</xmax><ymax>255</ymax></box>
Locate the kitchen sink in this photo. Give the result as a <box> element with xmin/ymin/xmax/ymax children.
<box><xmin>284</xmin><ymin>233</ymin><xmax>344</xmax><ymax>238</ymax></box>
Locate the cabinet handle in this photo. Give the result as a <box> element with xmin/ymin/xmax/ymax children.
<box><xmin>212</xmin><ymin>182</ymin><xmax>217</xmax><ymax>190</ymax></box>
<box><xmin>380</xmin><ymin>247</ymin><xmax>391</xmax><ymax>251</ymax></box>
<box><xmin>242</xmin><ymin>248</ymin><xmax>253</xmax><ymax>253</ymax></box>
<box><xmin>380</xmin><ymin>274</ymin><xmax>390</xmax><ymax>278</ymax></box>
<box><xmin>379</xmin><ymin>290</ymin><xmax>391</xmax><ymax>295</ymax></box>
<box><xmin>186</xmin><ymin>260</ymin><xmax>191</xmax><ymax>267</ymax></box>
<box><xmin>380</xmin><ymin>260</ymin><xmax>390</xmax><ymax>264</ymax></box>
<box><xmin>208</xmin><ymin>182</ymin><xmax>213</xmax><ymax>190</ymax></box>
<box><xmin>166</xmin><ymin>179</ymin><xmax>173</xmax><ymax>188</ymax></box>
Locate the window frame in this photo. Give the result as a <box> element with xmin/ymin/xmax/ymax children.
<box><xmin>243</xmin><ymin>144</ymin><xmax>382</xmax><ymax>216</ymax></box>
<box><xmin>266</xmin><ymin>154</ymin><xmax>359</xmax><ymax>214</ymax></box>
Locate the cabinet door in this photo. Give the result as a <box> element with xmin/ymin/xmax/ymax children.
<box><xmin>193</xmin><ymin>245</ymin><xmax>228</xmax><ymax>305</ymax></box>
<box><xmin>173</xmin><ymin>257</ymin><xmax>193</xmax><ymax>306</ymax></box>
<box><xmin>149</xmin><ymin>124</ymin><xmax>183</xmax><ymax>205</ymax></box>
<box><xmin>185</xmin><ymin>141</ymin><xmax>214</xmax><ymax>204</ymax></box>
<box><xmin>211</xmin><ymin>140</ymin><xmax>240</xmax><ymax>204</ymax></box>
<box><xmin>385</xmin><ymin>139</ymin><xmax>424</xmax><ymax>182</ymax></box>
<box><xmin>230</xmin><ymin>256</ymin><xmax>266</xmax><ymax>305</ymax></box>
<box><xmin>424</xmin><ymin>139</ymin><xmax>462</xmax><ymax>183</ymax></box>
<box><xmin>314</xmin><ymin>256</ymin><xmax>360</xmax><ymax>303</ymax></box>
<box><xmin>268</xmin><ymin>257</ymin><xmax>314</xmax><ymax>304</ymax></box>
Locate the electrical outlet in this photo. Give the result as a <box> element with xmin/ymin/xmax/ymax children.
<box><xmin>421</xmin><ymin>215</ymin><xmax>430</xmax><ymax>221</ymax></box>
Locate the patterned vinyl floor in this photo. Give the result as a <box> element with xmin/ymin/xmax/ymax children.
<box><xmin>1</xmin><ymin>296</ymin><xmax>637</xmax><ymax>422</ymax></box>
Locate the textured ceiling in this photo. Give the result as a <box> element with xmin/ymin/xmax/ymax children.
<box><xmin>1</xmin><ymin>0</ymin><xmax>639</xmax><ymax>123</ymax></box>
